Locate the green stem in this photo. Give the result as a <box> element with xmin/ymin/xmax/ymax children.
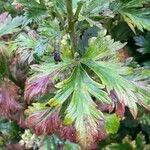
<box><xmin>65</xmin><ymin>0</ymin><xmax>77</xmax><ymax>53</ymax></box>
<box><xmin>74</xmin><ymin>1</ymin><xmax>84</xmax><ymax>21</ymax></box>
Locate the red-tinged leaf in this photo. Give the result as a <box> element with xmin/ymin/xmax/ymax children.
<box><xmin>6</xmin><ymin>143</ymin><xmax>25</xmax><ymax>150</ymax></box>
<box><xmin>15</xmin><ymin>3</ymin><xmax>24</xmax><ymax>11</ymax></box>
<box><xmin>96</xmin><ymin>102</ymin><xmax>113</xmax><ymax>113</ymax></box>
<box><xmin>9</xmin><ymin>56</ymin><xmax>28</xmax><ymax>85</ymax></box>
<box><xmin>0</xmin><ymin>12</ymin><xmax>9</xmax><ymax>25</ymax></box>
<box><xmin>28</xmin><ymin>30</ymin><xmax>40</xmax><ymax>41</ymax></box>
<box><xmin>82</xmin><ymin>120</ymin><xmax>107</xmax><ymax>150</ymax></box>
<box><xmin>109</xmin><ymin>90</ymin><xmax>119</xmax><ymax>103</ymax></box>
<box><xmin>58</xmin><ymin>124</ymin><xmax>76</xmax><ymax>142</ymax></box>
<box><xmin>117</xmin><ymin>47</ymin><xmax>131</xmax><ymax>63</ymax></box>
<box><xmin>109</xmin><ymin>90</ymin><xmax>126</xmax><ymax>118</ymax></box>
<box><xmin>74</xmin><ymin>117</ymin><xmax>107</xmax><ymax>149</ymax></box>
<box><xmin>97</xmin><ymin>101</ymin><xmax>125</xmax><ymax>119</ymax></box>
<box><xmin>25</xmin><ymin>109</ymin><xmax>60</xmax><ymax>135</ymax></box>
<box><xmin>14</xmin><ymin>110</ymin><xmax>26</xmax><ymax>128</ymax></box>
<box><xmin>0</xmin><ymin>81</ymin><xmax>23</xmax><ymax>118</ymax></box>
<box><xmin>6</xmin><ymin>80</ymin><xmax>19</xmax><ymax>98</ymax></box>
<box><xmin>98</xmin><ymin>120</ymin><xmax>107</xmax><ymax>141</ymax></box>
<box><xmin>24</xmin><ymin>74</ymin><xmax>55</xmax><ymax>102</ymax></box>
<box><xmin>25</xmin><ymin>105</ymin><xmax>107</xmax><ymax>149</ymax></box>
<box><xmin>115</xmin><ymin>101</ymin><xmax>125</xmax><ymax>118</ymax></box>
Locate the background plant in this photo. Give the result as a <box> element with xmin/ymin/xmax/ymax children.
<box><xmin>0</xmin><ymin>0</ymin><xmax>150</xmax><ymax>149</ymax></box>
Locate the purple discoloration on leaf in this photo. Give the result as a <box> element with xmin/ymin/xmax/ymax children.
<box><xmin>0</xmin><ymin>81</ymin><xmax>23</xmax><ymax>118</ymax></box>
<box><xmin>58</xmin><ymin>124</ymin><xmax>76</xmax><ymax>142</ymax></box>
<box><xmin>25</xmin><ymin>109</ymin><xmax>60</xmax><ymax>135</ymax></box>
<box><xmin>24</xmin><ymin>74</ymin><xmax>54</xmax><ymax>102</ymax></box>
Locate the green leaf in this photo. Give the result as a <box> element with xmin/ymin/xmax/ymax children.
<box><xmin>81</xmin><ymin>29</ymin><xmax>150</xmax><ymax>117</ymax></box>
<box><xmin>134</xmin><ymin>32</ymin><xmax>150</xmax><ymax>54</ymax></box>
<box><xmin>39</xmin><ymin>135</ymin><xmax>62</xmax><ymax>150</ymax></box>
<box><xmin>105</xmin><ymin>114</ymin><xmax>120</xmax><ymax>134</ymax></box>
<box><xmin>82</xmin><ymin>0</ymin><xmax>110</xmax><ymax>16</ymax></box>
<box><xmin>0</xmin><ymin>119</ymin><xmax>20</xmax><ymax>138</ymax></box>
<box><xmin>16</xmin><ymin>33</ymin><xmax>37</xmax><ymax>49</ymax></box>
<box><xmin>64</xmin><ymin>140</ymin><xmax>81</xmax><ymax>150</ymax></box>
<box><xmin>82</xmin><ymin>29</ymin><xmax>126</xmax><ymax>60</ymax></box>
<box><xmin>110</xmin><ymin>0</ymin><xmax>150</xmax><ymax>32</ymax></box>
<box><xmin>17</xmin><ymin>0</ymin><xmax>47</xmax><ymax>21</ymax></box>
<box><xmin>102</xmin><ymin>143</ymin><xmax>133</xmax><ymax>150</ymax></box>
<box><xmin>110</xmin><ymin>0</ymin><xmax>150</xmax><ymax>11</ymax></box>
<box><xmin>102</xmin><ymin>133</ymin><xmax>150</xmax><ymax>150</ymax></box>
<box><xmin>0</xmin><ymin>12</ymin><xmax>24</xmax><ymax>37</ymax></box>
<box><xmin>48</xmin><ymin>65</ymin><xmax>109</xmax><ymax>148</ymax></box>
<box><xmin>14</xmin><ymin>32</ymin><xmax>49</xmax><ymax>61</ymax></box>
<box><xmin>25</xmin><ymin>103</ymin><xmax>47</xmax><ymax>115</ymax></box>
<box><xmin>121</xmin><ymin>9</ymin><xmax>150</xmax><ymax>32</ymax></box>
<box><xmin>82</xmin><ymin>60</ymin><xmax>138</xmax><ymax>118</ymax></box>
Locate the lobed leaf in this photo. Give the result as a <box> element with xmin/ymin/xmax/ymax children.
<box><xmin>0</xmin><ymin>12</ymin><xmax>24</xmax><ymax>37</ymax></box>
<box><xmin>25</xmin><ymin>62</ymin><xmax>70</xmax><ymax>101</ymax></box>
<box><xmin>82</xmin><ymin>29</ymin><xmax>126</xmax><ymax>61</ymax></box>
<box><xmin>48</xmin><ymin>65</ymin><xmax>110</xmax><ymax>148</ymax></box>
<box><xmin>0</xmin><ymin>80</ymin><xmax>23</xmax><ymax>118</ymax></box>
<box><xmin>16</xmin><ymin>0</ymin><xmax>47</xmax><ymax>22</ymax></box>
<box><xmin>110</xmin><ymin>0</ymin><xmax>150</xmax><ymax>32</ymax></box>
<box><xmin>134</xmin><ymin>32</ymin><xmax>150</xmax><ymax>54</ymax></box>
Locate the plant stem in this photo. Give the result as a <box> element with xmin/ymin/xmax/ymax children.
<box><xmin>65</xmin><ymin>0</ymin><xmax>77</xmax><ymax>53</ymax></box>
<box><xmin>74</xmin><ymin>1</ymin><xmax>84</xmax><ymax>21</ymax></box>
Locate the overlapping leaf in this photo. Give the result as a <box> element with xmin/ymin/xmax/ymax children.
<box><xmin>12</xmin><ymin>31</ymin><xmax>48</xmax><ymax>64</ymax></box>
<box><xmin>134</xmin><ymin>32</ymin><xmax>150</xmax><ymax>54</ymax></box>
<box><xmin>81</xmin><ymin>30</ymin><xmax>150</xmax><ymax>117</ymax></box>
<box><xmin>0</xmin><ymin>80</ymin><xmax>23</xmax><ymax>118</ymax></box>
<box><xmin>110</xmin><ymin>0</ymin><xmax>150</xmax><ymax>32</ymax></box>
<box><xmin>0</xmin><ymin>12</ymin><xmax>24</xmax><ymax>36</ymax></box>
<box><xmin>81</xmin><ymin>0</ymin><xmax>111</xmax><ymax>16</ymax></box>
<box><xmin>82</xmin><ymin>29</ymin><xmax>126</xmax><ymax>60</ymax></box>
<box><xmin>25</xmin><ymin>103</ymin><xmax>77</xmax><ymax>143</ymax></box>
<box><xmin>102</xmin><ymin>133</ymin><xmax>150</xmax><ymax>150</ymax></box>
<box><xmin>16</xmin><ymin>0</ymin><xmax>47</xmax><ymax>21</ymax></box>
<box><xmin>25</xmin><ymin>61</ymin><xmax>71</xmax><ymax>101</ymax></box>
<box><xmin>121</xmin><ymin>9</ymin><xmax>150</xmax><ymax>32</ymax></box>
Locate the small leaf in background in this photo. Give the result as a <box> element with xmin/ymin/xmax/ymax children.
<box><xmin>134</xmin><ymin>31</ymin><xmax>150</xmax><ymax>54</ymax></box>
<box><xmin>81</xmin><ymin>0</ymin><xmax>110</xmax><ymax>16</ymax></box>
<box><xmin>6</xmin><ymin>143</ymin><xmax>25</xmax><ymax>150</ymax></box>
<box><xmin>121</xmin><ymin>9</ymin><xmax>150</xmax><ymax>33</ymax></box>
<box><xmin>110</xmin><ymin>0</ymin><xmax>150</xmax><ymax>32</ymax></box>
<box><xmin>64</xmin><ymin>140</ymin><xmax>81</xmax><ymax>150</ymax></box>
<box><xmin>16</xmin><ymin>0</ymin><xmax>47</xmax><ymax>22</ymax></box>
<box><xmin>102</xmin><ymin>133</ymin><xmax>150</xmax><ymax>150</ymax></box>
<box><xmin>0</xmin><ymin>118</ymin><xmax>20</xmax><ymax>138</ymax></box>
<box><xmin>105</xmin><ymin>114</ymin><xmax>120</xmax><ymax>134</ymax></box>
<box><xmin>39</xmin><ymin>135</ymin><xmax>62</xmax><ymax>150</ymax></box>
<box><xmin>0</xmin><ymin>80</ymin><xmax>23</xmax><ymax>118</ymax></box>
